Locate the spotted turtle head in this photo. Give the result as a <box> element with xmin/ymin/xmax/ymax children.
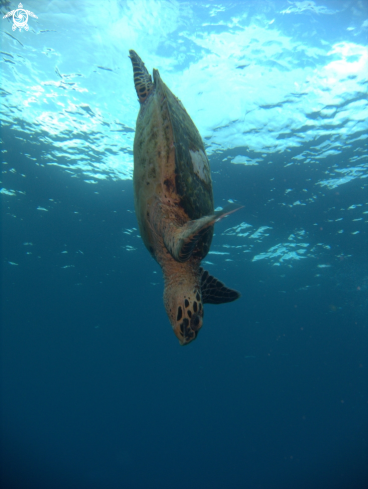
<box><xmin>164</xmin><ymin>286</ymin><xmax>203</xmax><ymax>345</ymax></box>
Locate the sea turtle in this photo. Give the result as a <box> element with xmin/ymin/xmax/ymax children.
<box><xmin>129</xmin><ymin>50</ymin><xmax>241</xmax><ymax>345</ymax></box>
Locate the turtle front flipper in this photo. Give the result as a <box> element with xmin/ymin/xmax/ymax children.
<box><xmin>129</xmin><ymin>50</ymin><xmax>154</xmax><ymax>103</ymax></box>
<box><xmin>162</xmin><ymin>205</ymin><xmax>243</xmax><ymax>263</ymax></box>
<box><xmin>200</xmin><ymin>268</ymin><xmax>240</xmax><ymax>304</ymax></box>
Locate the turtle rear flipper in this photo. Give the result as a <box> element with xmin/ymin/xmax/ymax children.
<box><xmin>129</xmin><ymin>50</ymin><xmax>154</xmax><ymax>103</ymax></box>
<box><xmin>163</xmin><ymin>205</ymin><xmax>243</xmax><ymax>263</ymax></box>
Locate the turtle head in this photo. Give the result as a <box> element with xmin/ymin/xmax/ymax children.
<box><xmin>164</xmin><ymin>285</ymin><xmax>204</xmax><ymax>346</ymax></box>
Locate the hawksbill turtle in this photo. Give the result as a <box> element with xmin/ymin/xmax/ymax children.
<box><xmin>129</xmin><ymin>50</ymin><xmax>241</xmax><ymax>345</ymax></box>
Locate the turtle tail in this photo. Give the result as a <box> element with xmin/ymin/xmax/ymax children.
<box><xmin>129</xmin><ymin>50</ymin><xmax>154</xmax><ymax>104</ymax></box>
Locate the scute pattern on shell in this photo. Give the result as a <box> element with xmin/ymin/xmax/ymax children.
<box><xmin>162</xmin><ymin>82</ymin><xmax>214</xmax><ymax>221</ymax></box>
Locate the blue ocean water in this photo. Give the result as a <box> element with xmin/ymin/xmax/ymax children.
<box><xmin>1</xmin><ymin>1</ymin><xmax>367</xmax><ymax>488</ymax></box>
